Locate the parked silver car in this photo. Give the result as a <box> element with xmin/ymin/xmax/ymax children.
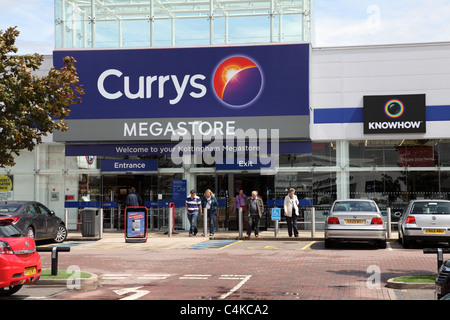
<box><xmin>325</xmin><ymin>199</ymin><xmax>386</xmax><ymax>248</ymax></box>
<box><xmin>397</xmin><ymin>200</ymin><xmax>450</xmax><ymax>248</ymax></box>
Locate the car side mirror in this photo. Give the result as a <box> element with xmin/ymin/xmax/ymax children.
<box><xmin>50</xmin><ymin>210</ymin><xmax>56</xmax><ymax>216</ymax></box>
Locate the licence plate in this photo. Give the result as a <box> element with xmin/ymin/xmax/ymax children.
<box><xmin>424</xmin><ymin>229</ymin><xmax>445</xmax><ymax>234</ymax></box>
<box><xmin>24</xmin><ymin>267</ymin><xmax>36</xmax><ymax>276</ymax></box>
<box><xmin>345</xmin><ymin>219</ymin><xmax>365</xmax><ymax>225</ymax></box>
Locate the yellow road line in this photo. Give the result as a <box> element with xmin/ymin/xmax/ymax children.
<box><xmin>300</xmin><ymin>241</ymin><xmax>316</xmax><ymax>250</ymax></box>
<box><xmin>219</xmin><ymin>240</ymin><xmax>243</xmax><ymax>250</ymax></box>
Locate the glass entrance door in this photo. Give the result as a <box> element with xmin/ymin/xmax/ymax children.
<box><xmin>102</xmin><ymin>174</ymin><xmax>157</xmax><ymax>230</ymax></box>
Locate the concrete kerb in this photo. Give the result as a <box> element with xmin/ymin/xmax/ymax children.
<box><xmin>66</xmin><ymin>229</ymin><xmax>399</xmax><ymax>242</ymax></box>
<box><xmin>386</xmin><ymin>278</ymin><xmax>435</xmax><ymax>290</ymax></box>
<box><xmin>28</xmin><ymin>273</ymin><xmax>98</xmax><ymax>288</ymax></box>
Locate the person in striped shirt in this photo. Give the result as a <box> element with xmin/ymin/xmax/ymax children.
<box><xmin>186</xmin><ymin>189</ymin><xmax>202</xmax><ymax>236</ymax></box>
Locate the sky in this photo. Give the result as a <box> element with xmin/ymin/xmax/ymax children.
<box><xmin>1</xmin><ymin>0</ymin><xmax>450</xmax><ymax>54</ymax></box>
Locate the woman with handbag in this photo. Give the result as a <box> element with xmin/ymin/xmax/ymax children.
<box><xmin>202</xmin><ymin>189</ymin><xmax>218</xmax><ymax>236</ymax></box>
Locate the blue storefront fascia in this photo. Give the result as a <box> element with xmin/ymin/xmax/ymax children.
<box><xmin>65</xmin><ymin>199</ymin><xmax>312</xmax><ymax>209</ymax></box>
<box><xmin>314</xmin><ymin>105</ymin><xmax>450</xmax><ymax>124</ymax></box>
<box><xmin>65</xmin><ymin>140</ymin><xmax>312</xmax><ymax>156</ymax></box>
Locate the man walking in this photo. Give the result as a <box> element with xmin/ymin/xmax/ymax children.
<box><xmin>186</xmin><ymin>189</ymin><xmax>202</xmax><ymax>237</ymax></box>
<box><xmin>245</xmin><ymin>191</ymin><xmax>264</xmax><ymax>238</ymax></box>
<box><xmin>126</xmin><ymin>187</ymin><xmax>143</xmax><ymax>207</ymax></box>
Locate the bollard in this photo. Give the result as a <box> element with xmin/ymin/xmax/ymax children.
<box><xmin>100</xmin><ymin>208</ymin><xmax>104</xmax><ymax>239</ymax></box>
<box><xmin>387</xmin><ymin>207</ymin><xmax>391</xmax><ymax>239</ymax></box>
<box><xmin>51</xmin><ymin>247</ymin><xmax>58</xmax><ymax>276</ymax></box>
<box><xmin>238</xmin><ymin>207</ymin><xmax>243</xmax><ymax>239</ymax></box>
<box><xmin>203</xmin><ymin>208</ymin><xmax>208</xmax><ymax>237</ymax></box>
<box><xmin>423</xmin><ymin>248</ymin><xmax>450</xmax><ymax>272</ymax></box>
<box><xmin>36</xmin><ymin>247</ymin><xmax>71</xmax><ymax>276</ymax></box>
<box><xmin>311</xmin><ymin>207</ymin><xmax>316</xmax><ymax>238</ymax></box>
<box><xmin>64</xmin><ymin>209</ymin><xmax>69</xmax><ymax>229</ymax></box>
<box><xmin>274</xmin><ymin>220</ymin><xmax>279</xmax><ymax>237</ymax></box>
<box><xmin>168</xmin><ymin>203</ymin><xmax>174</xmax><ymax>238</ymax></box>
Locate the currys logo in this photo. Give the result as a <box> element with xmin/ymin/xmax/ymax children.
<box><xmin>96</xmin><ymin>55</ymin><xmax>263</xmax><ymax>108</ymax></box>
<box><xmin>384</xmin><ymin>99</ymin><xmax>404</xmax><ymax>118</ymax></box>
<box><xmin>212</xmin><ymin>56</ymin><xmax>263</xmax><ymax>108</ymax></box>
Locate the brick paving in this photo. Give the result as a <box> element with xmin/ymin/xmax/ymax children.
<box><xmin>38</xmin><ymin>232</ymin><xmax>441</xmax><ymax>300</ymax></box>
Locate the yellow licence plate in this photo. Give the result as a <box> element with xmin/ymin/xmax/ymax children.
<box><xmin>345</xmin><ymin>219</ymin><xmax>365</xmax><ymax>225</ymax></box>
<box><xmin>24</xmin><ymin>267</ymin><xmax>36</xmax><ymax>276</ymax></box>
<box><xmin>424</xmin><ymin>229</ymin><xmax>445</xmax><ymax>234</ymax></box>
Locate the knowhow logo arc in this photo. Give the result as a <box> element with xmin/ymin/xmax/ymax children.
<box><xmin>384</xmin><ymin>99</ymin><xmax>404</xmax><ymax>118</ymax></box>
<box><xmin>212</xmin><ymin>56</ymin><xmax>264</xmax><ymax>108</ymax></box>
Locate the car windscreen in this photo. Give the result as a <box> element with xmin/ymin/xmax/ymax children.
<box><xmin>410</xmin><ymin>202</ymin><xmax>450</xmax><ymax>214</ymax></box>
<box><xmin>332</xmin><ymin>201</ymin><xmax>377</xmax><ymax>212</ymax></box>
<box><xmin>0</xmin><ymin>204</ymin><xmax>22</xmax><ymax>213</ymax></box>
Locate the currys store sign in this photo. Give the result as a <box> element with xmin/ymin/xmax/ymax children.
<box><xmin>52</xmin><ymin>44</ymin><xmax>309</xmax><ymax>142</ymax></box>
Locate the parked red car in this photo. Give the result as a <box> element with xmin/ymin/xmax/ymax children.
<box><xmin>0</xmin><ymin>217</ymin><xmax>41</xmax><ymax>296</ymax></box>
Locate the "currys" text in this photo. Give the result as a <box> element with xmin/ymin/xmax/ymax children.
<box><xmin>97</xmin><ymin>69</ymin><xmax>207</xmax><ymax>105</ymax></box>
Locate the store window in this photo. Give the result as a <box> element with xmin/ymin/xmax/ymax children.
<box><xmin>350</xmin><ymin>140</ymin><xmax>439</xmax><ymax>168</ymax></box>
<box><xmin>312</xmin><ymin>142</ymin><xmax>336</xmax><ymax>166</ymax></box>
<box><xmin>437</xmin><ymin>140</ymin><xmax>450</xmax><ymax>166</ymax></box>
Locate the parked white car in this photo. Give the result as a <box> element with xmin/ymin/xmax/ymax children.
<box><xmin>397</xmin><ymin>200</ymin><xmax>450</xmax><ymax>248</ymax></box>
<box><xmin>325</xmin><ymin>199</ymin><xmax>386</xmax><ymax>249</ymax></box>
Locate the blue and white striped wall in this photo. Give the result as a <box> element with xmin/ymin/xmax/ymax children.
<box><xmin>310</xmin><ymin>42</ymin><xmax>450</xmax><ymax>141</ymax></box>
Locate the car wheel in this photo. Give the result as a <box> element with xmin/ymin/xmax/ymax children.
<box><xmin>402</xmin><ymin>236</ymin><xmax>411</xmax><ymax>248</ymax></box>
<box><xmin>26</xmin><ymin>226</ymin><xmax>35</xmax><ymax>239</ymax></box>
<box><xmin>377</xmin><ymin>239</ymin><xmax>387</xmax><ymax>249</ymax></box>
<box><xmin>0</xmin><ymin>285</ymin><xmax>23</xmax><ymax>296</ymax></box>
<box><xmin>324</xmin><ymin>238</ymin><xmax>333</xmax><ymax>249</ymax></box>
<box><xmin>53</xmin><ymin>224</ymin><xmax>67</xmax><ymax>243</ymax></box>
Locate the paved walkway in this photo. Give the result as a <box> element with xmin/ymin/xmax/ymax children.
<box><xmin>64</xmin><ymin>228</ymin><xmax>398</xmax><ymax>250</ymax></box>
<box><xmin>35</xmin><ymin>230</ymin><xmax>439</xmax><ymax>300</ymax></box>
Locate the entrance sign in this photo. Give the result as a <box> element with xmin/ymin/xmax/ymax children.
<box><xmin>271</xmin><ymin>208</ymin><xmax>281</xmax><ymax>221</ymax></box>
<box><xmin>124</xmin><ymin>206</ymin><xmax>148</xmax><ymax>243</ymax></box>
<box><xmin>101</xmin><ymin>159</ymin><xmax>157</xmax><ymax>172</ymax></box>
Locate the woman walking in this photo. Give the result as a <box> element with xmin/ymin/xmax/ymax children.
<box><xmin>202</xmin><ymin>189</ymin><xmax>218</xmax><ymax>236</ymax></box>
<box><xmin>284</xmin><ymin>188</ymin><xmax>300</xmax><ymax>237</ymax></box>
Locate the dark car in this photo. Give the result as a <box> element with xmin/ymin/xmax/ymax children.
<box><xmin>436</xmin><ymin>259</ymin><xmax>450</xmax><ymax>300</ymax></box>
<box><xmin>0</xmin><ymin>201</ymin><xmax>67</xmax><ymax>243</ymax></box>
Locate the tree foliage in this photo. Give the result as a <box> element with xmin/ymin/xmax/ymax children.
<box><xmin>0</xmin><ymin>27</ymin><xmax>84</xmax><ymax>167</ymax></box>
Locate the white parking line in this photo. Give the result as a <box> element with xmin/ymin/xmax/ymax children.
<box><xmin>102</xmin><ymin>274</ymin><xmax>132</xmax><ymax>280</ymax></box>
<box><xmin>137</xmin><ymin>274</ymin><xmax>172</xmax><ymax>280</ymax></box>
<box><xmin>179</xmin><ymin>274</ymin><xmax>212</xmax><ymax>280</ymax></box>
<box><xmin>219</xmin><ymin>275</ymin><xmax>250</xmax><ymax>280</ymax></box>
<box><xmin>219</xmin><ymin>275</ymin><xmax>252</xmax><ymax>300</ymax></box>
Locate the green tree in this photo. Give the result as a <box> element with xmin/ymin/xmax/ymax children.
<box><xmin>0</xmin><ymin>27</ymin><xmax>84</xmax><ymax>167</ymax></box>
